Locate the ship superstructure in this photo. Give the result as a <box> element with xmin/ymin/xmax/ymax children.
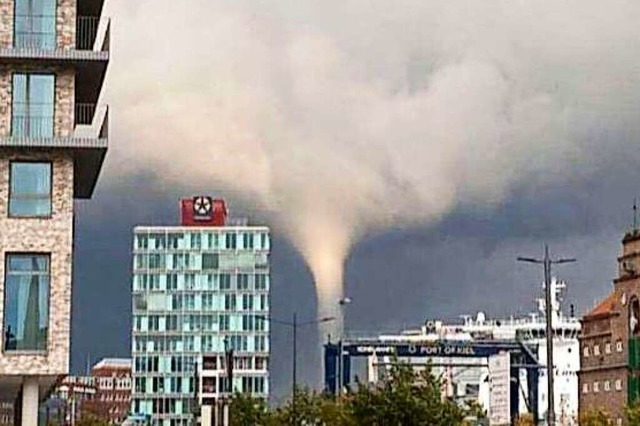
<box><xmin>366</xmin><ymin>278</ymin><xmax>580</xmax><ymax>425</ymax></box>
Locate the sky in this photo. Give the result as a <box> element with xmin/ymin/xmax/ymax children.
<box><xmin>71</xmin><ymin>0</ymin><xmax>640</xmax><ymax>399</ymax></box>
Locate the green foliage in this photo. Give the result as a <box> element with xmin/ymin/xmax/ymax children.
<box><xmin>229</xmin><ymin>358</ymin><xmax>470</xmax><ymax>426</ymax></box>
<box><xmin>513</xmin><ymin>414</ymin><xmax>534</xmax><ymax>426</ymax></box>
<box><xmin>580</xmin><ymin>409</ymin><xmax>612</xmax><ymax>426</ymax></box>
<box><xmin>74</xmin><ymin>415</ymin><xmax>111</xmax><ymax>426</ymax></box>
<box><xmin>229</xmin><ymin>392</ymin><xmax>273</xmax><ymax>426</ymax></box>
<box><xmin>626</xmin><ymin>400</ymin><xmax>640</xmax><ymax>426</ymax></box>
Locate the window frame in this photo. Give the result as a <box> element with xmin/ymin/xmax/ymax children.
<box><xmin>3</xmin><ymin>252</ymin><xmax>51</xmax><ymax>354</ymax></box>
<box><xmin>8</xmin><ymin>160</ymin><xmax>53</xmax><ymax>219</ymax></box>
<box><xmin>13</xmin><ymin>0</ymin><xmax>58</xmax><ymax>49</ymax></box>
<box><xmin>10</xmin><ymin>72</ymin><xmax>56</xmax><ymax>138</ymax></box>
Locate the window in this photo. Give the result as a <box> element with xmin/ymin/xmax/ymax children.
<box><xmin>237</xmin><ymin>274</ymin><xmax>250</xmax><ymax>291</ymax></box>
<box><xmin>9</xmin><ymin>162</ymin><xmax>51</xmax><ymax>217</ymax></box>
<box><xmin>617</xmin><ymin>340</ymin><xmax>623</xmax><ymax>352</ymax></box>
<box><xmin>225</xmin><ymin>233</ymin><xmax>237</xmax><ymax>250</ymax></box>
<box><xmin>594</xmin><ymin>345</ymin><xmax>600</xmax><ymax>356</ymax></box>
<box><xmin>255</xmin><ymin>274</ymin><xmax>267</xmax><ymax>290</ymax></box>
<box><xmin>604</xmin><ymin>381</ymin><xmax>611</xmax><ymax>391</ymax></box>
<box><xmin>616</xmin><ymin>379</ymin><xmax>623</xmax><ymax>391</ymax></box>
<box><xmin>12</xmin><ymin>74</ymin><xmax>55</xmax><ymax>137</ymax></box>
<box><xmin>202</xmin><ymin>253</ymin><xmax>219</xmax><ymax>270</ymax></box>
<box><xmin>14</xmin><ymin>0</ymin><xmax>56</xmax><ymax>49</ymax></box>
<box><xmin>605</xmin><ymin>342</ymin><xmax>612</xmax><ymax>354</ymax></box>
<box><xmin>3</xmin><ymin>254</ymin><xmax>50</xmax><ymax>351</ymax></box>
<box><xmin>593</xmin><ymin>381</ymin><xmax>600</xmax><ymax>393</ymax></box>
<box><xmin>583</xmin><ymin>346</ymin><xmax>590</xmax><ymax>357</ymax></box>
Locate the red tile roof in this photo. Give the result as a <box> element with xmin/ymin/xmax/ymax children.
<box><xmin>583</xmin><ymin>292</ymin><xmax>617</xmax><ymax>319</ymax></box>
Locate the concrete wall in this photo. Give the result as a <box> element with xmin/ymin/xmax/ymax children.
<box><xmin>0</xmin><ymin>151</ymin><xmax>73</xmax><ymax>376</ymax></box>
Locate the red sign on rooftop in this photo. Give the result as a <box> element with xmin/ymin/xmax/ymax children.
<box><xmin>180</xmin><ymin>196</ymin><xmax>227</xmax><ymax>226</ymax></box>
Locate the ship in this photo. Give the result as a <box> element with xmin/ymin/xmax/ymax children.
<box><xmin>368</xmin><ymin>277</ymin><xmax>580</xmax><ymax>425</ymax></box>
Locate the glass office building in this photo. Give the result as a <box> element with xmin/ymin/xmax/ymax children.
<box><xmin>131</xmin><ymin>199</ymin><xmax>270</xmax><ymax>426</ymax></box>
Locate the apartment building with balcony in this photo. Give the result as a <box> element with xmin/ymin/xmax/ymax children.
<box><xmin>131</xmin><ymin>197</ymin><xmax>270</xmax><ymax>426</ymax></box>
<box><xmin>0</xmin><ymin>0</ymin><xmax>109</xmax><ymax>425</ymax></box>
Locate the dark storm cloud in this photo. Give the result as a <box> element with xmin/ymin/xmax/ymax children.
<box><xmin>71</xmin><ymin>0</ymin><xmax>640</xmax><ymax>399</ymax></box>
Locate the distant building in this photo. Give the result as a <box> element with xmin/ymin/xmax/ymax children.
<box><xmin>578</xmin><ymin>230</ymin><xmax>640</xmax><ymax>425</ymax></box>
<box><xmin>84</xmin><ymin>358</ymin><xmax>132</xmax><ymax>424</ymax></box>
<box><xmin>131</xmin><ymin>197</ymin><xmax>271</xmax><ymax>426</ymax></box>
<box><xmin>47</xmin><ymin>376</ymin><xmax>96</xmax><ymax>425</ymax></box>
<box><xmin>0</xmin><ymin>402</ymin><xmax>14</xmax><ymax>426</ymax></box>
<box><xmin>45</xmin><ymin>358</ymin><xmax>131</xmax><ymax>425</ymax></box>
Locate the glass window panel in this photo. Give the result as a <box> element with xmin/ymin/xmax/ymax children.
<box><xmin>9</xmin><ymin>162</ymin><xmax>51</xmax><ymax>217</ymax></box>
<box><xmin>14</xmin><ymin>0</ymin><xmax>56</xmax><ymax>49</ymax></box>
<box><xmin>201</xmin><ymin>253</ymin><xmax>219</xmax><ymax>270</ymax></box>
<box><xmin>3</xmin><ymin>254</ymin><xmax>50</xmax><ymax>351</ymax></box>
<box><xmin>11</xmin><ymin>74</ymin><xmax>54</xmax><ymax>137</ymax></box>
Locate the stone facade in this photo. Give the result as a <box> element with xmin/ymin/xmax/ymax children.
<box><xmin>57</xmin><ymin>0</ymin><xmax>77</xmax><ymax>50</ymax></box>
<box><xmin>579</xmin><ymin>231</ymin><xmax>640</xmax><ymax>425</ymax></box>
<box><xmin>0</xmin><ymin>151</ymin><xmax>73</xmax><ymax>376</ymax></box>
<box><xmin>0</xmin><ymin>0</ymin><xmax>12</xmax><ymax>49</ymax></box>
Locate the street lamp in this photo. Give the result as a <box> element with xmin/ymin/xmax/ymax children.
<box><xmin>337</xmin><ymin>297</ymin><xmax>352</xmax><ymax>398</ymax></box>
<box><xmin>256</xmin><ymin>314</ymin><xmax>335</xmax><ymax>424</ymax></box>
<box><xmin>517</xmin><ymin>244</ymin><xmax>575</xmax><ymax>426</ymax></box>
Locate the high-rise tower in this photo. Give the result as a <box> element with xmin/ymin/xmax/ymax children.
<box><xmin>0</xmin><ymin>0</ymin><xmax>109</xmax><ymax>424</ymax></box>
<box><xmin>131</xmin><ymin>197</ymin><xmax>271</xmax><ymax>426</ymax></box>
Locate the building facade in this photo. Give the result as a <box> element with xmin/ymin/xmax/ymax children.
<box><xmin>85</xmin><ymin>358</ymin><xmax>132</xmax><ymax>424</ymax></box>
<box><xmin>46</xmin><ymin>375</ymin><xmax>96</xmax><ymax>425</ymax></box>
<box><xmin>579</xmin><ymin>230</ymin><xmax>640</xmax><ymax>425</ymax></box>
<box><xmin>131</xmin><ymin>197</ymin><xmax>270</xmax><ymax>426</ymax></box>
<box><xmin>0</xmin><ymin>0</ymin><xmax>108</xmax><ymax>425</ymax></box>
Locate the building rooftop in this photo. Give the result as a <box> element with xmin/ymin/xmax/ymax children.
<box><xmin>93</xmin><ymin>358</ymin><xmax>131</xmax><ymax>370</ymax></box>
<box><xmin>583</xmin><ymin>292</ymin><xmax>617</xmax><ymax>320</ymax></box>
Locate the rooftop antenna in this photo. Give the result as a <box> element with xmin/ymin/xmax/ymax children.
<box><xmin>633</xmin><ymin>198</ymin><xmax>638</xmax><ymax>231</ymax></box>
<box><xmin>85</xmin><ymin>352</ymin><xmax>91</xmax><ymax>376</ymax></box>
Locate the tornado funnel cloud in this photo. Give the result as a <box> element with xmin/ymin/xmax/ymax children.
<box><xmin>105</xmin><ymin>0</ymin><xmax>640</xmax><ymax>362</ymax></box>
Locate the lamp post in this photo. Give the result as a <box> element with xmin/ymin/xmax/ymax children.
<box><xmin>517</xmin><ymin>244</ymin><xmax>575</xmax><ymax>426</ymax></box>
<box><xmin>256</xmin><ymin>314</ymin><xmax>335</xmax><ymax>425</ymax></box>
<box><xmin>337</xmin><ymin>297</ymin><xmax>352</xmax><ymax>398</ymax></box>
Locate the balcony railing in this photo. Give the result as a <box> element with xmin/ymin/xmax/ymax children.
<box><xmin>10</xmin><ymin>115</ymin><xmax>54</xmax><ymax>138</ymax></box>
<box><xmin>9</xmin><ymin>103</ymin><xmax>103</xmax><ymax>137</ymax></box>
<box><xmin>76</xmin><ymin>103</ymin><xmax>97</xmax><ymax>126</ymax></box>
<box><xmin>76</xmin><ymin>16</ymin><xmax>101</xmax><ymax>51</ymax></box>
<box><xmin>12</xmin><ymin>15</ymin><xmax>106</xmax><ymax>51</ymax></box>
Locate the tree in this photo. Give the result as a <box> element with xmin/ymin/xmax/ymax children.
<box><xmin>580</xmin><ymin>409</ymin><xmax>612</xmax><ymax>426</ymax></box>
<box><xmin>74</xmin><ymin>415</ymin><xmax>111</xmax><ymax>426</ymax></box>
<box><xmin>513</xmin><ymin>414</ymin><xmax>535</xmax><ymax>426</ymax></box>
<box><xmin>229</xmin><ymin>358</ymin><xmax>474</xmax><ymax>426</ymax></box>
<box><xmin>626</xmin><ymin>401</ymin><xmax>640</xmax><ymax>426</ymax></box>
<box><xmin>345</xmin><ymin>361</ymin><xmax>464</xmax><ymax>426</ymax></box>
<box><xmin>229</xmin><ymin>393</ymin><xmax>274</xmax><ymax>426</ymax></box>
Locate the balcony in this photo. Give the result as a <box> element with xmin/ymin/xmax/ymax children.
<box><xmin>0</xmin><ymin>104</ymin><xmax>108</xmax><ymax>199</ymax></box>
<box><xmin>0</xmin><ymin>16</ymin><xmax>110</xmax><ymax>60</ymax></box>
<box><xmin>0</xmin><ymin>16</ymin><xmax>110</xmax><ymax>106</ymax></box>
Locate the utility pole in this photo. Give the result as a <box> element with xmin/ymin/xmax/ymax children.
<box><xmin>337</xmin><ymin>297</ymin><xmax>352</xmax><ymax>399</ymax></box>
<box><xmin>518</xmin><ymin>245</ymin><xmax>575</xmax><ymax>426</ymax></box>
<box><xmin>292</xmin><ymin>312</ymin><xmax>297</xmax><ymax>426</ymax></box>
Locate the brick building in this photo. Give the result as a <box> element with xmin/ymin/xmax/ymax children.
<box><xmin>0</xmin><ymin>0</ymin><xmax>109</xmax><ymax>425</ymax></box>
<box><xmin>84</xmin><ymin>358</ymin><xmax>132</xmax><ymax>424</ymax></box>
<box><xmin>579</xmin><ymin>229</ymin><xmax>640</xmax><ymax>424</ymax></box>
